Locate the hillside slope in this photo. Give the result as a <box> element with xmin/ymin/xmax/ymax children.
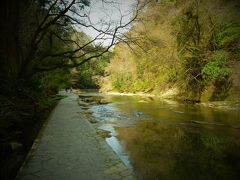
<box><xmin>99</xmin><ymin>0</ymin><xmax>240</xmax><ymax>102</ymax></box>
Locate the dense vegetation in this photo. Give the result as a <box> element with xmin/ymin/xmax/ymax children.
<box><xmin>73</xmin><ymin>52</ymin><xmax>112</xmax><ymax>89</ymax></box>
<box><xmin>0</xmin><ymin>0</ymin><xmax>133</xmax><ymax>179</ymax></box>
<box><xmin>100</xmin><ymin>0</ymin><xmax>240</xmax><ymax>102</ymax></box>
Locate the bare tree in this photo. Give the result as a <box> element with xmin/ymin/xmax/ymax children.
<box><xmin>15</xmin><ymin>0</ymin><xmax>146</xmax><ymax>78</ymax></box>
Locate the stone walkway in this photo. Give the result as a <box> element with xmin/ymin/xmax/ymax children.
<box><xmin>16</xmin><ymin>92</ymin><xmax>134</xmax><ymax>180</ymax></box>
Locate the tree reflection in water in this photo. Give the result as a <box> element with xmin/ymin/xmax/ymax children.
<box><xmin>117</xmin><ymin>121</ymin><xmax>240</xmax><ymax>180</ymax></box>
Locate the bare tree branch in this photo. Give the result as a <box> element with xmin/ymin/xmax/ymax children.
<box><xmin>20</xmin><ymin>0</ymin><xmax>147</xmax><ymax>76</ymax></box>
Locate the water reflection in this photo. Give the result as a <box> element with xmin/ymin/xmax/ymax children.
<box><xmin>78</xmin><ymin>92</ymin><xmax>240</xmax><ymax>180</ymax></box>
<box><xmin>117</xmin><ymin>122</ymin><xmax>240</xmax><ymax>180</ymax></box>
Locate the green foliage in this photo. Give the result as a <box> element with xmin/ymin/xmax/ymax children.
<box><xmin>215</xmin><ymin>23</ymin><xmax>240</xmax><ymax>48</ymax></box>
<box><xmin>111</xmin><ymin>75</ymin><xmax>151</xmax><ymax>93</ymax></box>
<box><xmin>166</xmin><ymin>70</ymin><xmax>177</xmax><ymax>83</ymax></box>
<box><xmin>202</xmin><ymin>51</ymin><xmax>231</xmax><ymax>81</ymax></box>
<box><xmin>36</xmin><ymin>95</ymin><xmax>60</xmax><ymax>110</ymax></box>
<box><xmin>132</xmin><ymin>80</ymin><xmax>150</xmax><ymax>92</ymax></box>
<box><xmin>29</xmin><ymin>68</ymin><xmax>71</xmax><ymax>96</ymax></box>
<box><xmin>112</xmin><ymin>76</ymin><xmax>124</xmax><ymax>90</ymax></box>
<box><xmin>75</xmin><ymin>52</ymin><xmax>111</xmax><ymax>88</ymax></box>
<box><xmin>112</xmin><ymin>73</ymin><xmax>133</xmax><ymax>92</ymax></box>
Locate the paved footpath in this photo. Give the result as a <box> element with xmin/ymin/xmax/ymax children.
<box><xmin>16</xmin><ymin>92</ymin><xmax>134</xmax><ymax>180</ymax></box>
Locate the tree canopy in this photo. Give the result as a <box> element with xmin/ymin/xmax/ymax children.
<box><xmin>0</xmin><ymin>0</ymin><xmax>144</xmax><ymax>93</ymax></box>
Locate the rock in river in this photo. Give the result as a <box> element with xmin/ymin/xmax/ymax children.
<box><xmin>96</xmin><ymin>129</ymin><xmax>112</xmax><ymax>138</ymax></box>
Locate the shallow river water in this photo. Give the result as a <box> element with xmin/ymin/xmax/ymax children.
<box><xmin>78</xmin><ymin>92</ymin><xmax>240</xmax><ymax>180</ymax></box>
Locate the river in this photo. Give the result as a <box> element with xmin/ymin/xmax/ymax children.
<box><xmin>78</xmin><ymin>91</ymin><xmax>240</xmax><ymax>180</ymax></box>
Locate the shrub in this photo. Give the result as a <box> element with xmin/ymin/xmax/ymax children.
<box><xmin>132</xmin><ymin>80</ymin><xmax>149</xmax><ymax>92</ymax></box>
<box><xmin>215</xmin><ymin>23</ymin><xmax>240</xmax><ymax>48</ymax></box>
<box><xmin>201</xmin><ymin>51</ymin><xmax>231</xmax><ymax>81</ymax></box>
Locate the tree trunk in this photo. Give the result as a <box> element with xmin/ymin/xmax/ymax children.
<box><xmin>0</xmin><ymin>0</ymin><xmax>21</xmax><ymax>91</ymax></box>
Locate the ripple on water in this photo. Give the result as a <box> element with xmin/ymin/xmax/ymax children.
<box><xmin>90</xmin><ymin>103</ymin><xmax>130</xmax><ymax>122</ymax></box>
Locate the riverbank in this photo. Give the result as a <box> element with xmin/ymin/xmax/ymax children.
<box><xmin>97</xmin><ymin>89</ymin><xmax>240</xmax><ymax>110</ymax></box>
<box><xmin>98</xmin><ymin>88</ymin><xmax>177</xmax><ymax>98</ymax></box>
<box><xmin>16</xmin><ymin>92</ymin><xmax>134</xmax><ymax>180</ymax></box>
